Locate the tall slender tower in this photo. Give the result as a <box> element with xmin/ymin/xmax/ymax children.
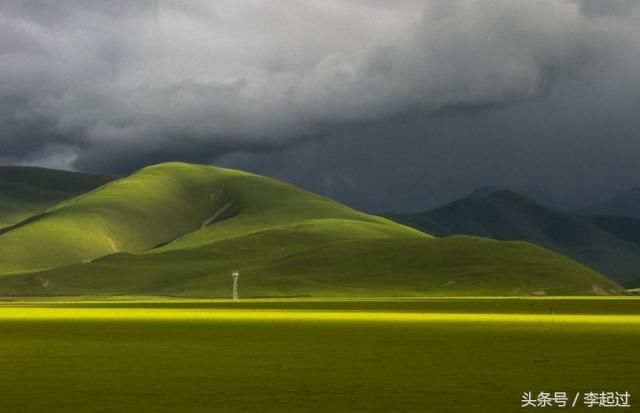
<box><xmin>232</xmin><ymin>271</ymin><xmax>240</xmax><ymax>301</ymax></box>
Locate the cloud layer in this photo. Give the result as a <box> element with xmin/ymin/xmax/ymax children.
<box><xmin>1</xmin><ymin>0</ymin><xmax>640</xmax><ymax>210</ymax></box>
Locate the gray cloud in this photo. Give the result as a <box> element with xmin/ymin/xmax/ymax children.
<box><xmin>1</xmin><ymin>0</ymin><xmax>640</xmax><ymax>209</ymax></box>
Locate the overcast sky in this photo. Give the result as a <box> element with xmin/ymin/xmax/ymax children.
<box><xmin>1</xmin><ymin>0</ymin><xmax>639</xmax><ymax>212</ymax></box>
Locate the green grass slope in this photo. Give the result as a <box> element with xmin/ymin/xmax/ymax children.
<box><xmin>388</xmin><ymin>191</ymin><xmax>640</xmax><ymax>284</ymax></box>
<box><xmin>0</xmin><ymin>166</ymin><xmax>112</xmax><ymax>227</ymax></box>
<box><xmin>0</xmin><ymin>163</ymin><xmax>622</xmax><ymax>296</ymax></box>
<box><xmin>0</xmin><ymin>162</ymin><xmax>424</xmax><ymax>275</ymax></box>
<box><xmin>0</xmin><ymin>235</ymin><xmax>620</xmax><ymax>297</ymax></box>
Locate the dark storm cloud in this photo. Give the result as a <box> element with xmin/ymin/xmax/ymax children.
<box><xmin>1</xmin><ymin>0</ymin><xmax>640</xmax><ymax>209</ymax></box>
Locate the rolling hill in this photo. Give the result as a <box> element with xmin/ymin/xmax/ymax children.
<box><xmin>0</xmin><ymin>166</ymin><xmax>113</xmax><ymax>227</ymax></box>
<box><xmin>388</xmin><ymin>191</ymin><xmax>640</xmax><ymax>285</ymax></box>
<box><xmin>0</xmin><ymin>163</ymin><xmax>622</xmax><ymax>297</ymax></box>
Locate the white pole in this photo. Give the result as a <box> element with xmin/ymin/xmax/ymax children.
<box><xmin>232</xmin><ymin>271</ymin><xmax>239</xmax><ymax>301</ymax></box>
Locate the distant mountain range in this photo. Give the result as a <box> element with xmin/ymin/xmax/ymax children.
<box><xmin>467</xmin><ymin>185</ymin><xmax>559</xmax><ymax>209</ymax></box>
<box><xmin>388</xmin><ymin>190</ymin><xmax>640</xmax><ymax>286</ymax></box>
<box><xmin>580</xmin><ymin>188</ymin><xmax>640</xmax><ymax>220</ymax></box>
<box><xmin>0</xmin><ymin>163</ymin><xmax>620</xmax><ymax>297</ymax></box>
<box><xmin>466</xmin><ymin>185</ymin><xmax>640</xmax><ymax>217</ymax></box>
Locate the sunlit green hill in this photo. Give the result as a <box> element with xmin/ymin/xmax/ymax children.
<box><xmin>0</xmin><ymin>163</ymin><xmax>424</xmax><ymax>274</ymax></box>
<box><xmin>0</xmin><ymin>163</ymin><xmax>622</xmax><ymax>296</ymax></box>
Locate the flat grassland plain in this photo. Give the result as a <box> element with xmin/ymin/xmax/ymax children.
<box><xmin>0</xmin><ymin>298</ymin><xmax>639</xmax><ymax>413</ymax></box>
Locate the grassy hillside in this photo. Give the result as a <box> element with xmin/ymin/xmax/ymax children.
<box><xmin>0</xmin><ymin>234</ymin><xmax>620</xmax><ymax>297</ymax></box>
<box><xmin>388</xmin><ymin>191</ymin><xmax>640</xmax><ymax>284</ymax></box>
<box><xmin>0</xmin><ymin>163</ymin><xmax>622</xmax><ymax>296</ymax></box>
<box><xmin>0</xmin><ymin>162</ymin><xmax>424</xmax><ymax>275</ymax></box>
<box><xmin>0</xmin><ymin>166</ymin><xmax>112</xmax><ymax>227</ymax></box>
